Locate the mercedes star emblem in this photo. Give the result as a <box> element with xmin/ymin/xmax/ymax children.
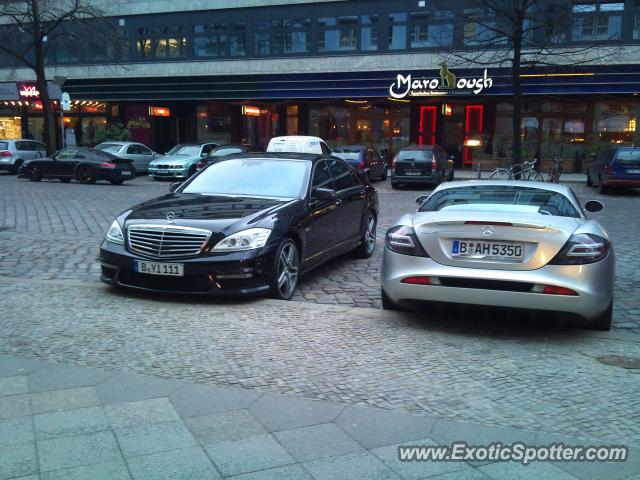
<box><xmin>482</xmin><ymin>225</ymin><xmax>495</xmax><ymax>237</ymax></box>
<box><xmin>166</xmin><ymin>211</ymin><xmax>176</xmax><ymax>223</ymax></box>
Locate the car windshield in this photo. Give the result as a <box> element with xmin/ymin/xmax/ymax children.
<box><xmin>616</xmin><ymin>150</ymin><xmax>640</xmax><ymax>165</ymax></box>
<box><xmin>396</xmin><ymin>150</ymin><xmax>432</xmax><ymax>161</ymax></box>
<box><xmin>332</xmin><ymin>149</ymin><xmax>362</xmax><ymax>161</ymax></box>
<box><xmin>182</xmin><ymin>158</ymin><xmax>310</xmax><ymax>199</ymax></box>
<box><xmin>95</xmin><ymin>143</ymin><xmax>122</xmax><ymax>153</ymax></box>
<box><xmin>167</xmin><ymin>145</ymin><xmax>201</xmax><ymax>156</ymax></box>
<box><xmin>420</xmin><ymin>185</ymin><xmax>581</xmax><ymax>218</ymax></box>
<box><xmin>211</xmin><ymin>147</ymin><xmax>243</xmax><ymax>157</ymax></box>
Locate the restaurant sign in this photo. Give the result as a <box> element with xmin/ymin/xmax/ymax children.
<box><xmin>389</xmin><ymin>62</ymin><xmax>493</xmax><ymax>98</ymax></box>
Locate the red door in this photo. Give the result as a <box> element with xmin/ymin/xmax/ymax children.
<box><xmin>419</xmin><ymin>106</ymin><xmax>437</xmax><ymax>145</ymax></box>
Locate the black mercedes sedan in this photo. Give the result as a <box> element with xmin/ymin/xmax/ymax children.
<box><xmin>19</xmin><ymin>147</ymin><xmax>135</xmax><ymax>184</ymax></box>
<box><xmin>99</xmin><ymin>153</ymin><xmax>378</xmax><ymax>299</ymax></box>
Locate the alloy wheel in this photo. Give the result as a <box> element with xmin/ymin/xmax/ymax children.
<box><xmin>277</xmin><ymin>242</ymin><xmax>299</xmax><ymax>299</ymax></box>
<box><xmin>364</xmin><ymin>214</ymin><xmax>376</xmax><ymax>254</ymax></box>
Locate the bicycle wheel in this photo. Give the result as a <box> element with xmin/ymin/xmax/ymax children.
<box><xmin>490</xmin><ymin>169</ymin><xmax>512</xmax><ymax>180</ymax></box>
<box><xmin>531</xmin><ymin>172</ymin><xmax>545</xmax><ymax>182</ymax></box>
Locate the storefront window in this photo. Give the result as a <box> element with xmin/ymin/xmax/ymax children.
<box><xmin>0</xmin><ymin>116</ymin><xmax>21</xmax><ymax>139</ymax></box>
<box><xmin>361</xmin><ymin>15</ymin><xmax>378</xmax><ymax>51</ymax></box>
<box><xmin>388</xmin><ymin>13</ymin><xmax>407</xmax><ymax>50</ymax></box>
<box><xmin>197</xmin><ymin>103</ymin><xmax>231</xmax><ymax>144</ymax></box>
<box><xmin>287</xmin><ymin>105</ymin><xmax>299</xmax><ymax>135</ymax></box>
<box><xmin>308</xmin><ymin>106</ymin><xmax>348</xmax><ymax>144</ymax></box>
<box><xmin>597</xmin><ymin>102</ymin><xmax>637</xmax><ymax>143</ymax></box>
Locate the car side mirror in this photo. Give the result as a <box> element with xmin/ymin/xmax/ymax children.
<box><xmin>415</xmin><ymin>194</ymin><xmax>429</xmax><ymax>204</ymax></box>
<box><xmin>584</xmin><ymin>200</ymin><xmax>604</xmax><ymax>212</ymax></box>
<box><xmin>169</xmin><ymin>182</ymin><xmax>181</xmax><ymax>192</ymax></box>
<box><xmin>312</xmin><ymin>187</ymin><xmax>336</xmax><ymax>201</ymax></box>
<box><xmin>201</xmin><ymin>152</ymin><xmax>208</xmax><ymax>158</ymax></box>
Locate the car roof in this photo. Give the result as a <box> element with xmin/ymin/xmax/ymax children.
<box><xmin>400</xmin><ymin>145</ymin><xmax>437</xmax><ymax>151</ymax></box>
<box><xmin>333</xmin><ymin>145</ymin><xmax>366</xmax><ymax>150</ymax></box>
<box><xmin>269</xmin><ymin>136</ymin><xmax>326</xmax><ymax>143</ymax></box>
<box><xmin>215</xmin><ymin>152</ymin><xmax>328</xmax><ymax>163</ymax></box>
<box><xmin>433</xmin><ymin>180</ymin><xmax>574</xmax><ymax>196</ymax></box>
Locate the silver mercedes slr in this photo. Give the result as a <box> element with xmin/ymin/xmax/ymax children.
<box><xmin>381</xmin><ymin>181</ymin><xmax>615</xmax><ymax>330</ymax></box>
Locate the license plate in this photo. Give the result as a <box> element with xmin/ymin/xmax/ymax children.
<box><xmin>156</xmin><ymin>169</ymin><xmax>168</xmax><ymax>174</ymax></box>
<box><xmin>134</xmin><ymin>259</ymin><xmax>184</xmax><ymax>276</ymax></box>
<box><xmin>121</xmin><ymin>171</ymin><xmax>132</xmax><ymax>176</ymax></box>
<box><xmin>452</xmin><ymin>240</ymin><xmax>524</xmax><ymax>261</ymax></box>
<box><xmin>404</xmin><ymin>171</ymin><xmax>422</xmax><ymax>176</ymax></box>
<box><xmin>627</xmin><ymin>169</ymin><xmax>640</xmax><ymax>174</ymax></box>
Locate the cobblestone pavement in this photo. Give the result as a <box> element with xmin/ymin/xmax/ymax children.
<box><xmin>2</xmin><ymin>353</ymin><xmax>639</xmax><ymax>480</ymax></box>
<box><xmin>0</xmin><ymin>172</ymin><xmax>639</xmax><ymax>331</ymax></box>
<box><xmin>1</xmin><ymin>277</ymin><xmax>640</xmax><ymax>452</ymax></box>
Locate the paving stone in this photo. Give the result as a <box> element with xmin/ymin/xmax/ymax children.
<box><xmin>28</xmin><ymin>364</ymin><xmax>114</xmax><ymax>393</ymax></box>
<box><xmin>34</xmin><ymin>406</ymin><xmax>109</xmax><ymax>440</ymax></box>
<box><xmin>429</xmin><ymin>419</ymin><xmax>537</xmax><ymax>452</ymax></box>
<box><xmin>274</xmin><ymin>423</ymin><xmax>363</xmax><ymax>462</ymax></box>
<box><xmin>479</xmin><ymin>462</ymin><xmax>579</xmax><ymax>480</ymax></box>
<box><xmin>0</xmin><ymin>357</ymin><xmax>47</xmax><ymax>377</ymax></box>
<box><xmin>302</xmin><ymin>451</ymin><xmax>402</xmax><ymax>480</ymax></box>
<box><xmin>31</xmin><ymin>386</ymin><xmax>101</xmax><ymax>414</ymax></box>
<box><xmin>0</xmin><ymin>443</ymin><xmax>38</xmax><ymax>480</ymax></box>
<box><xmin>185</xmin><ymin>409</ymin><xmax>266</xmax><ymax>445</ymax></box>
<box><xmin>336</xmin><ymin>406</ymin><xmax>436</xmax><ymax>449</ymax></box>
<box><xmin>0</xmin><ymin>417</ymin><xmax>34</xmax><ymax>446</ymax></box>
<box><xmin>169</xmin><ymin>383</ymin><xmax>261</xmax><ymax>418</ymax></box>
<box><xmin>0</xmin><ymin>395</ymin><xmax>30</xmax><ymax>420</ymax></box>
<box><xmin>205</xmin><ymin>434</ymin><xmax>295</xmax><ymax>477</ymax></box>
<box><xmin>96</xmin><ymin>373</ymin><xmax>184</xmax><ymax>405</ymax></box>
<box><xmin>249</xmin><ymin>393</ymin><xmax>345</xmax><ymax>432</ymax></box>
<box><xmin>425</xmin><ymin>469</ymin><xmax>490</xmax><ymax>480</ymax></box>
<box><xmin>104</xmin><ymin>397</ymin><xmax>180</xmax><ymax>429</ymax></box>
<box><xmin>127</xmin><ymin>446</ymin><xmax>221</xmax><ymax>480</ymax></box>
<box><xmin>114</xmin><ymin>420</ymin><xmax>198</xmax><ymax>457</ymax></box>
<box><xmin>370</xmin><ymin>438</ymin><xmax>468</xmax><ymax>480</ymax></box>
<box><xmin>0</xmin><ymin>376</ymin><xmax>28</xmax><ymax>397</ymax></box>
<box><xmin>40</xmin><ymin>459</ymin><xmax>131</xmax><ymax>480</ymax></box>
<box><xmin>37</xmin><ymin>431</ymin><xmax>122</xmax><ymax>472</ymax></box>
<box><xmin>227</xmin><ymin>464</ymin><xmax>313</xmax><ymax>480</ymax></box>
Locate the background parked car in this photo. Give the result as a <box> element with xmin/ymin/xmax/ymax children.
<box><xmin>390</xmin><ymin>145</ymin><xmax>454</xmax><ymax>189</ymax></box>
<box><xmin>148</xmin><ymin>142</ymin><xmax>218</xmax><ymax>180</ymax></box>
<box><xmin>196</xmin><ymin>144</ymin><xmax>261</xmax><ymax>170</ymax></box>
<box><xmin>19</xmin><ymin>147</ymin><xmax>135</xmax><ymax>185</ymax></box>
<box><xmin>95</xmin><ymin>142</ymin><xmax>159</xmax><ymax>173</ymax></box>
<box><xmin>587</xmin><ymin>147</ymin><xmax>640</xmax><ymax>194</ymax></box>
<box><xmin>332</xmin><ymin>145</ymin><xmax>387</xmax><ymax>181</ymax></box>
<box><xmin>0</xmin><ymin>139</ymin><xmax>47</xmax><ymax>174</ymax></box>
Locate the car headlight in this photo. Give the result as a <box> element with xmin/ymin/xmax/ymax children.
<box><xmin>212</xmin><ymin>228</ymin><xmax>272</xmax><ymax>252</ymax></box>
<box><xmin>106</xmin><ymin>220</ymin><xmax>124</xmax><ymax>245</ymax></box>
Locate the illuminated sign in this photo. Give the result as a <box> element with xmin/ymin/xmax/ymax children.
<box><xmin>17</xmin><ymin>83</ymin><xmax>40</xmax><ymax>99</ymax></box>
<box><xmin>242</xmin><ymin>105</ymin><xmax>261</xmax><ymax>116</ymax></box>
<box><xmin>33</xmin><ymin>101</ymin><xmax>43</xmax><ymax>111</ymax></box>
<box><xmin>389</xmin><ymin>62</ymin><xmax>493</xmax><ymax>98</ymax></box>
<box><xmin>149</xmin><ymin>106</ymin><xmax>170</xmax><ymax>117</ymax></box>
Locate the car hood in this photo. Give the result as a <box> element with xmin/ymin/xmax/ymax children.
<box><xmin>124</xmin><ymin>193</ymin><xmax>298</xmax><ymax>238</ymax></box>
<box><xmin>150</xmin><ymin>154</ymin><xmax>198</xmax><ymax>165</ymax></box>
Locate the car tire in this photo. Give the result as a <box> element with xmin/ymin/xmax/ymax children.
<box><xmin>598</xmin><ymin>178</ymin><xmax>609</xmax><ymax>194</ymax></box>
<box><xmin>11</xmin><ymin>159</ymin><xmax>22</xmax><ymax>174</ymax></box>
<box><xmin>391</xmin><ymin>181</ymin><xmax>400</xmax><ymax>189</ymax></box>
<box><xmin>152</xmin><ymin>176</ymin><xmax>162</xmax><ymax>181</ymax></box>
<box><xmin>76</xmin><ymin>166</ymin><xmax>96</xmax><ymax>184</ymax></box>
<box><xmin>270</xmin><ymin>238</ymin><xmax>300</xmax><ymax>301</ymax></box>
<box><xmin>188</xmin><ymin>165</ymin><xmax>197</xmax><ymax>177</ymax></box>
<box><xmin>25</xmin><ymin>164</ymin><xmax>42</xmax><ymax>182</ymax></box>
<box><xmin>586</xmin><ymin>171</ymin><xmax>593</xmax><ymax>187</ymax></box>
<box><xmin>590</xmin><ymin>304</ymin><xmax>613</xmax><ymax>331</ymax></box>
<box><xmin>381</xmin><ymin>288</ymin><xmax>398</xmax><ymax>310</ymax></box>
<box><xmin>60</xmin><ymin>178</ymin><xmax>71</xmax><ymax>183</ymax></box>
<box><xmin>352</xmin><ymin>211</ymin><xmax>377</xmax><ymax>259</ymax></box>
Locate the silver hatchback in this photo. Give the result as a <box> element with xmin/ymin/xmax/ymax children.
<box><xmin>381</xmin><ymin>181</ymin><xmax>615</xmax><ymax>330</ymax></box>
<box><xmin>0</xmin><ymin>139</ymin><xmax>47</xmax><ymax>174</ymax></box>
<box><xmin>94</xmin><ymin>142</ymin><xmax>159</xmax><ymax>173</ymax></box>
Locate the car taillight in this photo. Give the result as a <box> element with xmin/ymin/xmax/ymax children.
<box><xmin>357</xmin><ymin>161</ymin><xmax>365</xmax><ymax>170</ymax></box>
<box><xmin>0</xmin><ymin>150</ymin><xmax>12</xmax><ymax>157</ymax></box>
<box><xmin>391</xmin><ymin>156</ymin><xmax>397</xmax><ymax>172</ymax></box>
<box><xmin>401</xmin><ymin>276</ymin><xmax>442</xmax><ymax>285</ymax></box>
<box><xmin>385</xmin><ymin>225</ymin><xmax>429</xmax><ymax>257</ymax></box>
<box><xmin>432</xmin><ymin>159</ymin><xmax>439</xmax><ymax>170</ymax></box>
<box><xmin>549</xmin><ymin>233</ymin><xmax>611</xmax><ymax>265</ymax></box>
<box><xmin>196</xmin><ymin>161</ymin><xmax>205</xmax><ymax>170</ymax></box>
<box><xmin>99</xmin><ymin>162</ymin><xmax>116</xmax><ymax>169</ymax></box>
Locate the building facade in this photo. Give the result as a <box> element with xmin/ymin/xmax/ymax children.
<box><xmin>1</xmin><ymin>0</ymin><xmax>640</xmax><ymax>170</ymax></box>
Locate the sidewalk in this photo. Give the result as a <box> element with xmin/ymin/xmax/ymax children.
<box><xmin>2</xmin><ymin>354</ymin><xmax>639</xmax><ymax>480</ymax></box>
<box><xmin>456</xmin><ymin>169</ymin><xmax>586</xmax><ymax>183</ymax></box>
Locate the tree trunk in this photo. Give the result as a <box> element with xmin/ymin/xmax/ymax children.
<box><xmin>31</xmin><ymin>0</ymin><xmax>57</xmax><ymax>155</ymax></box>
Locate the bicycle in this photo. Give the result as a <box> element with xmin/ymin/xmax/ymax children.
<box><xmin>547</xmin><ymin>157</ymin><xmax>563</xmax><ymax>183</ymax></box>
<box><xmin>490</xmin><ymin>160</ymin><xmax>536</xmax><ymax>180</ymax></box>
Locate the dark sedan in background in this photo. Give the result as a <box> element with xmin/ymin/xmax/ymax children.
<box><xmin>391</xmin><ymin>145</ymin><xmax>454</xmax><ymax>189</ymax></box>
<box><xmin>196</xmin><ymin>144</ymin><xmax>261</xmax><ymax>170</ymax></box>
<box><xmin>332</xmin><ymin>145</ymin><xmax>387</xmax><ymax>181</ymax></box>
<box><xmin>587</xmin><ymin>147</ymin><xmax>640</xmax><ymax>194</ymax></box>
<box><xmin>19</xmin><ymin>147</ymin><xmax>135</xmax><ymax>184</ymax></box>
<box><xmin>100</xmin><ymin>153</ymin><xmax>378</xmax><ymax>300</ymax></box>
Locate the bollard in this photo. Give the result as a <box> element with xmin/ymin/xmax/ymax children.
<box><xmin>477</xmin><ymin>161</ymin><xmax>481</xmax><ymax>179</ymax></box>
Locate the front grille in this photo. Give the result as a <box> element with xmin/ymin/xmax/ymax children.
<box><xmin>127</xmin><ymin>225</ymin><xmax>211</xmax><ymax>259</ymax></box>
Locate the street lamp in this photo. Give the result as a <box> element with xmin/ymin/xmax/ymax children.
<box><xmin>54</xmin><ymin>76</ymin><xmax>67</xmax><ymax>148</ymax></box>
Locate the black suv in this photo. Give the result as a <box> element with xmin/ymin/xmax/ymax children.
<box><xmin>390</xmin><ymin>145</ymin><xmax>454</xmax><ymax>189</ymax></box>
